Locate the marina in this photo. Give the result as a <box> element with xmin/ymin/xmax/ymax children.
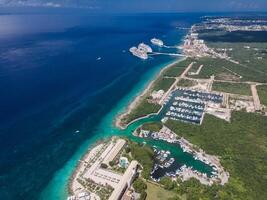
<box><xmin>161</xmin><ymin>88</ymin><xmax>223</xmax><ymax>124</ymax></box>
<box><xmin>150</xmin><ymin>147</ymin><xmax>181</xmax><ymax>182</ymax></box>
<box><xmin>149</xmin><ymin>137</ymin><xmax>229</xmax><ymax>186</ymax></box>
<box><xmin>134</xmin><ymin>123</ymin><xmax>228</xmax><ymax>185</ymax></box>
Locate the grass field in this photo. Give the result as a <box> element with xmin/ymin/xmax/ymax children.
<box><xmin>257</xmin><ymin>85</ymin><xmax>267</xmax><ymax>107</ymax></box>
<box><xmin>146</xmin><ymin>182</ymin><xmax>178</xmax><ymax>200</ymax></box>
<box><xmin>187</xmin><ymin>57</ymin><xmax>236</xmax><ymax>80</ymax></box>
<box><xmin>188</xmin><ymin>56</ymin><xmax>267</xmax><ymax>83</ymax></box>
<box><xmin>165</xmin><ymin>112</ymin><xmax>267</xmax><ymax>200</ymax></box>
<box><xmin>162</xmin><ymin>59</ymin><xmax>192</xmax><ymax>77</ymax></box>
<box><xmin>177</xmin><ymin>78</ymin><xmax>197</xmax><ymax>88</ymax></box>
<box><xmin>187</xmin><ymin>61</ymin><xmax>199</xmax><ymax>72</ymax></box>
<box><xmin>212</xmin><ymin>82</ymin><xmax>251</xmax><ymax>96</ymax></box>
<box><xmin>153</xmin><ymin>77</ymin><xmax>175</xmax><ymax>91</ymax></box>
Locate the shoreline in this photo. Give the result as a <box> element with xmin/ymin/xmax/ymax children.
<box><xmin>67</xmin><ymin>139</ymin><xmax>107</xmax><ymax>196</ymax></box>
<box><xmin>115</xmin><ymin>56</ymin><xmax>187</xmax><ymax>129</ymax></box>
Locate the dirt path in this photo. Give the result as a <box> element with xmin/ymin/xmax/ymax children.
<box><xmin>251</xmin><ymin>84</ymin><xmax>261</xmax><ymax>111</ymax></box>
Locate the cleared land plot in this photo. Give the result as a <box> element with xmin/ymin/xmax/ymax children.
<box><xmin>146</xmin><ymin>182</ymin><xmax>177</xmax><ymax>200</ymax></box>
<box><xmin>189</xmin><ymin>57</ymin><xmax>267</xmax><ymax>83</ymax></box>
<box><xmin>188</xmin><ymin>61</ymin><xmax>199</xmax><ymax>72</ymax></box>
<box><xmin>166</xmin><ymin>112</ymin><xmax>267</xmax><ymax>200</ymax></box>
<box><xmin>257</xmin><ymin>85</ymin><xmax>267</xmax><ymax>106</ymax></box>
<box><xmin>212</xmin><ymin>82</ymin><xmax>251</xmax><ymax>96</ymax></box>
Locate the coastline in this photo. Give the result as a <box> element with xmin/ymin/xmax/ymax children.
<box><xmin>41</xmin><ymin>23</ymin><xmax>191</xmax><ymax>200</ymax></box>
<box><xmin>115</xmin><ymin>57</ymin><xmax>186</xmax><ymax>129</ymax></box>
<box><xmin>40</xmin><ymin>49</ymin><xmax>188</xmax><ymax>200</ymax></box>
<box><xmin>40</xmin><ymin>15</ymin><xmax>267</xmax><ymax>200</ymax></box>
<box><xmin>67</xmin><ymin>139</ymin><xmax>106</xmax><ymax>195</ymax></box>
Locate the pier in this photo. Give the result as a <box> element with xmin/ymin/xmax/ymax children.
<box><xmin>149</xmin><ymin>52</ymin><xmax>184</xmax><ymax>57</ymax></box>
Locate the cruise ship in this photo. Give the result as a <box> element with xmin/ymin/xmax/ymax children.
<box><xmin>151</xmin><ymin>38</ymin><xmax>164</xmax><ymax>47</ymax></box>
<box><xmin>138</xmin><ymin>43</ymin><xmax>153</xmax><ymax>53</ymax></box>
<box><xmin>129</xmin><ymin>47</ymin><xmax>148</xmax><ymax>59</ymax></box>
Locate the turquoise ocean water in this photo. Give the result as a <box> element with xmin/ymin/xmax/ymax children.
<box><xmin>0</xmin><ymin>10</ymin><xmax>208</xmax><ymax>199</ymax></box>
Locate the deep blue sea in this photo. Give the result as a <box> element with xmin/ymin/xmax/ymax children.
<box><xmin>0</xmin><ymin>10</ymin><xmax>202</xmax><ymax>199</ymax></box>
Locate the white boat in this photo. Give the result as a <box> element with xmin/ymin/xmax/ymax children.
<box><xmin>138</xmin><ymin>43</ymin><xmax>153</xmax><ymax>53</ymax></box>
<box><xmin>151</xmin><ymin>38</ymin><xmax>164</xmax><ymax>47</ymax></box>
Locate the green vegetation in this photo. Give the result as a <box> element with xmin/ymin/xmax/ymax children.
<box><xmin>258</xmin><ymin>85</ymin><xmax>267</xmax><ymax>107</ymax></box>
<box><xmin>128</xmin><ymin>141</ymin><xmax>154</xmax><ymax>179</ymax></box>
<box><xmin>176</xmin><ymin>178</ymin><xmax>226</xmax><ymax>200</ymax></box>
<box><xmin>212</xmin><ymin>82</ymin><xmax>251</xmax><ymax>96</ymax></box>
<box><xmin>125</xmin><ymin>23</ymin><xmax>267</xmax><ymax>200</ymax></box>
<box><xmin>162</xmin><ymin>59</ymin><xmax>192</xmax><ymax>77</ymax></box>
<box><xmin>109</xmin><ymin>160</ymin><xmax>116</xmax><ymax>167</ymax></box>
<box><xmin>196</xmin><ymin>30</ymin><xmax>267</xmax><ymax>83</ymax></box>
<box><xmin>165</xmin><ymin>112</ymin><xmax>267</xmax><ymax>200</ymax></box>
<box><xmin>77</xmin><ymin>178</ymin><xmax>113</xmax><ymax>200</ymax></box>
<box><xmin>187</xmin><ymin>61</ymin><xmax>198</xmax><ymax>72</ymax></box>
<box><xmin>153</xmin><ymin>77</ymin><xmax>175</xmax><ymax>91</ymax></box>
<box><xmin>199</xmin><ymin>30</ymin><xmax>267</xmax><ymax>43</ymax></box>
<box><xmin>208</xmin><ymin>42</ymin><xmax>267</xmax><ymax>75</ymax></box>
<box><xmin>122</xmin><ymin>98</ymin><xmax>161</xmax><ymax>125</ymax></box>
<box><xmin>133</xmin><ymin>178</ymin><xmax>147</xmax><ymax>200</ymax></box>
<box><xmin>146</xmin><ymin>182</ymin><xmax>177</xmax><ymax>200</ymax></box>
<box><xmin>177</xmin><ymin>78</ymin><xmax>197</xmax><ymax>88</ymax></box>
<box><xmin>190</xmin><ymin>56</ymin><xmax>267</xmax><ymax>83</ymax></box>
<box><xmin>199</xmin><ymin>33</ymin><xmax>267</xmax><ymax>83</ymax></box>
<box><xmin>139</xmin><ymin>191</ymin><xmax>147</xmax><ymax>200</ymax></box>
<box><xmin>133</xmin><ymin>178</ymin><xmax>147</xmax><ymax>193</ymax></box>
<box><xmin>159</xmin><ymin>177</ymin><xmax>176</xmax><ymax>190</ymax></box>
<box><xmin>188</xmin><ymin>57</ymin><xmax>238</xmax><ymax>80</ymax></box>
<box><xmin>141</xmin><ymin>122</ymin><xmax>163</xmax><ymax>132</ymax></box>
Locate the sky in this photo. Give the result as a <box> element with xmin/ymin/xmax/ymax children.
<box><xmin>0</xmin><ymin>0</ymin><xmax>267</xmax><ymax>12</ymax></box>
